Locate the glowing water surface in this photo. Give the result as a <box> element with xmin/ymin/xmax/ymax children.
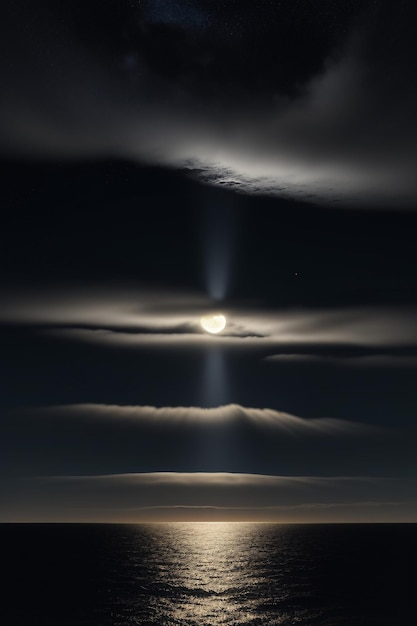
<box><xmin>1</xmin><ymin>523</ymin><xmax>416</xmax><ymax>626</ymax></box>
<box><xmin>97</xmin><ymin>522</ymin><xmax>416</xmax><ymax>626</ymax></box>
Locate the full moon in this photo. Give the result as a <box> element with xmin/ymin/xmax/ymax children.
<box><xmin>200</xmin><ymin>313</ymin><xmax>227</xmax><ymax>334</ymax></box>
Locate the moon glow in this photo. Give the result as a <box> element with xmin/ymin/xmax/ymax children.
<box><xmin>200</xmin><ymin>313</ymin><xmax>227</xmax><ymax>334</ymax></box>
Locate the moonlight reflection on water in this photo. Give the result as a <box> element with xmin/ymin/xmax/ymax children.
<box><xmin>1</xmin><ymin>523</ymin><xmax>416</xmax><ymax>625</ymax></box>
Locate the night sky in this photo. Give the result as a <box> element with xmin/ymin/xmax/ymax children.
<box><xmin>1</xmin><ymin>0</ymin><xmax>417</xmax><ymax>522</ymax></box>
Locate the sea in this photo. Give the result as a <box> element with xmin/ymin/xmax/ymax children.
<box><xmin>1</xmin><ymin>523</ymin><xmax>416</xmax><ymax>626</ymax></box>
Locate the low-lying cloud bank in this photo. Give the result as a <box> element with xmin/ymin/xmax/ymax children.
<box><xmin>2</xmin><ymin>472</ymin><xmax>417</xmax><ymax>523</ymax></box>
<box><xmin>1</xmin><ymin>403</ymin><xmax>411</xmax><ymax>478</ymax></box>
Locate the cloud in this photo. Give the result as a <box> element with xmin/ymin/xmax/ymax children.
<box><xmin>2</xmin><ymin>472</ymin><xmax>417</xmax><ymax>522</ymax></box>
<box><xmin>2</xmin><ymin>403</ymin><xmax>410</xmax><ymax>479</ymax></box>
<box><xmin>17</xmin><ymin>401</ymin><xmax>374</xmax><ymax>432</ymax></box>
<box><xmin>1</xmin><ymin>1</ymin><xmax>417</xmax><ymax>206</ymax></box>
<box><xmin>0</xmin><ymin>284</ymin><xmax>208</xmax><ymax>327</ymax></box>
<box><xmin>2</xmin><ymin>284</ymin><xmax>417</xmax><ymax>351</ymax></box>
<box><xmin>2</xmin><ymin>284</ymin><xmax>416</xmax><ymax>425</ymax></box>
<box><xmin>266</xmin><ymin>354</ymin><xmax>417</xmax><ymax>369</ymax></box>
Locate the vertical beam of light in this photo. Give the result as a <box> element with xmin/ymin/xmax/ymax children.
<box><xmin>199</xmin><ymin>197</ymin><xmax>237</xmax><ymax>467</ymax></box>
<box><xmin>199</xmin><ymin>348</ymin><xmax>236</xmax><ymax>471</ymax></box>
<box><xmin>202</xmin><ymin>203</ymin><xmax>236</xmax><ymax>301</ymax></box>
<box><xmin>201</xmin><ymin>348</ymin><xmax>228</xmax><ymax>408</ymax></box>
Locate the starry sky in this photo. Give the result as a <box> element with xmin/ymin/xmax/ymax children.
<box><xmin>1</xmin><ymin>0</ymin><xmax>417</xmax><ymax>522</ymax></box>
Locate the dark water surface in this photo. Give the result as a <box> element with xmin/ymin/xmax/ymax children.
<box><xmin>1</xmin><ymin>523</ymin><xmax>416</xmax><ymax>625</ymax></box>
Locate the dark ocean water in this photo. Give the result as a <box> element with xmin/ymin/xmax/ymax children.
<box><xmin>0</xmin><ymin>523</ymin><xmax>416</xmax><ymax>626</ymax></box>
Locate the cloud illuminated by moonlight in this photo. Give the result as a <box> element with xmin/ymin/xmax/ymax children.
<box><xmin>3</xmin><ymin>403</ymin><xmax>409</xmax><ymax>479</ymax></box>
<box><xmin>2</xmin><ymin>472</ymin><xmax>417</xmax><ymax>523</ymax></box>
<box><xmin>1</xmin><ymin>285</ymin><xmax>417</xmax><ymax>353</ymax></box>
<box><xmin>1</xmin><ymin>2</ymin><xmax>417</xmax><ymax>206</ymax></box>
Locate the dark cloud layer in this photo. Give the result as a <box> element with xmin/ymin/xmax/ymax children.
<box><xmin>3</xmin><ymin>472</ymin><xmax>416</xmax><ymax>523</ymax></box>
<box><xmin>1</xmin><ymin>404</ymin><xmax>412</xmax><ymax>478</ymax></box>
<box><xmin>1</xmin><ymin>1</ymin><xmax>417</xmax><ymax>205</ymax></box>
<box><xmin>3</xmin><ymin>400</ymin><xmax>413</xmax><ymax>522</ymax></box>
